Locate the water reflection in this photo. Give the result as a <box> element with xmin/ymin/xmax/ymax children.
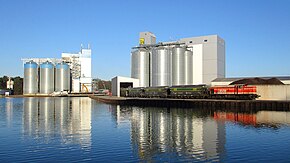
<box><xmin>6</xmin><ymin>98</ymin><xmax>14</xmax><ymax>127</ymax></box>
<box><xmin>23</xmin><ymin>97</ymin><xmax>92</xmax><ymax>147</ymax></box>
<box><xmin>1</xmin><ymin>98</ymin><xmax>290</xmax><ymax>162</ymax></box>
<box><xmin>111</xmin><ymin>105</ymin><xmax>290</xmax><ymax>161</ymax></box>
<box><xmin>214</xmin><ymin>111</ymin><xmax>290</xmax><ymax>128</ymax></box>
<box><xmin>112</xmin><ymin>106</ymin><xmax>226</xmax><ymax>161</ymax></box>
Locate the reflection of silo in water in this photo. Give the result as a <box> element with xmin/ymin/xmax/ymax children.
<box><xmin>54</xmin><ymin>97</ymin><xmax>69</xmax><ymax>133</ymax></box>
<box><xmin>158</xmin><ymin>112</ymin><xmax>166</xmax><ymax>151</ymax></box>
<box><xmin>171</xmin><ymin>111</ymin><xmax>186</xmax><ymax>152</ymax></box>
<box><xmin>158</xmin><ymin>110</ymin><xmax>172</xmax><ymax>152</ymax></box>
<box><xmin>131</xmin><ymin>107</ymin><xmax>154</xmax><ymax>158</ymax></box>
<box><xmin>130</xmin><ymin>107</ymin><xmax>226</xmax><ymax>161</ymax></box>
<box><xmin>39</xmin><ymin>98</ymin><xmax>55</xmax><ymax>135</ymax></box>
<box><xmin>23</xmin><ymin>98</ymin><xmax>39</xmax><ymax>135</ymax></box>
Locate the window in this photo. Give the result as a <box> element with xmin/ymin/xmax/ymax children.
<box><xmin>189</xmin><ymin>41</ymin><xmax>192</xmax><ymax>43</ymax></box>
<box><xmin>204</xmin><ymin>40</ymin><xmax>208</xmax><ymax>42</ymax></box>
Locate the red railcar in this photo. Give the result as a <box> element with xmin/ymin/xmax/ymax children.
<box><xmin>209</xmin><ymin>84</ymin><xmax>259</xmax><ymax>100</ymax></box>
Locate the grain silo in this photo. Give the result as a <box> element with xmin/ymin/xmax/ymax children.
<box><xmin>172</xmin><ymin>46</ymin><xmax>186</xmax><ymax>85</ymax></box>
<box><xmin>40</xmin><ymin>61</ymin><xmax>54</xmax><ymax>94</ymax></box>
<box><xmin>151</xmin><ymin>46</ymin><xmax>172</xmax><ymax>87</ymax></box>
<box><xmin>23</xmin><ymin>61</ymin><xmax>38</xmax><ymax>94</ymax></box>
<box><xmin>131</xmin><ymin>48</ymin><xmax>150</xmax><ymax>87</ymax></box>
<box><xmin>55</xmin><ymin>62</ymin><xmax>70</xmax><ymax>92</ymax></box>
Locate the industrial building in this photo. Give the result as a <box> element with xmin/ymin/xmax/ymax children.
<box><xmin>22</xmin><ymin>45</ymin><xmax>92</xmax><ymax>95</ymax></box>
<box><xmin>131</xmin><ymin>31</ymin><xmax>225</xmax><ymax>87</ymax></box>
<box><xmin>112</xmin><ymin>32</ymin><xmax>225</xmax><ymax>97</ymax></box>
<box><xmin>212</xmin><ymin>76</ymin><xmax>290</xmax><ymax>100</ymax></box>
<box><xmin>62</xmin><ymin>45</ymin><xmax>92</xmax><ymax>93</ymax></box>
<box><xmin>111</xmin><ymin>76</ymin><xmax>140</xmax><ymax>97</ymax></box>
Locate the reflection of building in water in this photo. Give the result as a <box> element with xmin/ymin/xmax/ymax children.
<box><xmin>70</xmin><ymin>97</ymin><xmax>92</xmax><ymax>146</ymax></box>
<box><xmin>256</xmin><ymin>111</ymin><xmax>290</xmax><ymax>125</ymax></box>
<box><xmin>23</xmin><ymin>97</ymin><xmax>92</xmax><ymax>147</ymax></box>
<box><xmin>5</xmin><ymin>98</ymin><xmax>14</xmax><ymax>127</ymax></box>
<box><xmin>214</xmin><ymin>111</ymin><xmax>290</xmax><ymax>127</ymax></box>
<box><xmin>114</xmin><ymin>106</ymin><xmax>226</xmax><ymax>161</ymax></box>
<box><xmin>112</xmin><ymin>105</ymin><xmax>132</xmax><ymax>127</ymax></box>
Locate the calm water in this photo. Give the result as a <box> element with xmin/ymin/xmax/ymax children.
<box><xmin>0</xmin><ymin>97</ymin><xmax>290</xmax><ymax>162</ymax></box>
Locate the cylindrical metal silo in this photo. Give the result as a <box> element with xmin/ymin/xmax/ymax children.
<box><xmin>184</xmin><ymin>50</ymin><xmax>193</xmax><ymax>85</ymax></box>
<box><xmin>172</xmin><ymin>46</ymin><xmax>186</xmax><ymax>85</ymax></box>
<box><xmin>131</xmin><ymin>48</ymin><xmax>150</xmax><ymax>87</ymax></box>
<box><xmin>55</xmin><ymin>62</ymin><xmax>70</xmax><ymax>92</ymax></box>
<box><xmin>151</xmin><ymin>46</ymin><xmax>172</xmax><ymax>87</ymax></box>
<box><xmin>40</xmin><ymin>61</ymin><xmax>54</xmax><ymax>94</ymax></box>
<box><xmin>23</xmin><ymin>61</ymin><xmax>38</xmax><ymax>94</ymax></box>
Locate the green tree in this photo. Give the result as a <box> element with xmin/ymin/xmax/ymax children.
<box><xmin>13</xmin><ymin>76</ymin><xmax>23</xmax><ymax>95</ymax></box>
<box><xmin>0</xmin><ymin>76</ymin><xmax>23</xmax><ymax>95</ymax></box>
<box><xmin>0</xmin><ymin>76</ymin><xmax>8</xmax><ymax>89</ymax></box>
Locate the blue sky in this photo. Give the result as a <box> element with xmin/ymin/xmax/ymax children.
<box><xmin>0</xmin><ymin>0</ymin><xmax>289</xmax><ymax>80</ymax></box>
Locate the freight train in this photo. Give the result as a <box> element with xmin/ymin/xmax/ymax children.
<box><xmin>121</xmin><ymin>84</ymin><xmax>259</xmax><ymax>100</ymax></box>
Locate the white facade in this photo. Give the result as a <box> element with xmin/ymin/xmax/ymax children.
<box><xmin>62</xmin><ymin>46</ymin><xmax>92</xmax><ymax>93</ymax></box>
<box><xmin>179</xmin><ymin>35</ymin><xmax>225</xmax><ymax>85</ymax></box>
<box><xmin>111</xmin><ymin>76</ymin><xmax>140</xmax><ymax>97</ymax></box>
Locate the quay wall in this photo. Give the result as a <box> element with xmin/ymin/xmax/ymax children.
<box><xmin>90</xmin><ymin>96</ymin><xmax>290</xmax><ymax>111</ymax></box>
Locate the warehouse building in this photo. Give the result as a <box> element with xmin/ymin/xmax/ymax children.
<box><xmin>111</xmin><ymin>76</ymin><xmax>140</xmax><ymax>97</ymax></box>
<box><xmin>211</xmin><ymin>76</ymin><xmax>290</xmax><ymax>100</ymax></box>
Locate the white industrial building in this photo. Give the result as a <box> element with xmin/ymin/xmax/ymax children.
<box><xmin>62</xmin><ymin>45</ymin><xmax>92</xmax><ymax>93</ymax></box>
<box><xmin>179</xmin><ymin>35</ymin><xmax>225</xmax><ymax>85</ymax></box>
<box><xmin>111</xmin><ymin>32</ymin><xmax>225</xmax><ymax>97</ymax></box>
<box><xmin>111</xmin><ymin>76</ymin><xmax>139</xmax><ymax>97</ymax></box>
<box><xmin>131</xmin><ymin>31</ymin><xmax>225</xmax><ymax>87</ymax></box>
<box><xmin>22</xmin><ymin>45</ymin><xmax>92</xmax><ymax>95</ymax></box>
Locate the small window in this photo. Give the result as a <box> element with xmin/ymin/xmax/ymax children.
<box><xmin>204</xmin><ymin>40</ymin><xmax>208</xmax><ymax>42</ymax></box>
<box><xmin>189</xmin><ymin>41</ymin><xmax>192</xmax><ymax>43</ymax></box>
